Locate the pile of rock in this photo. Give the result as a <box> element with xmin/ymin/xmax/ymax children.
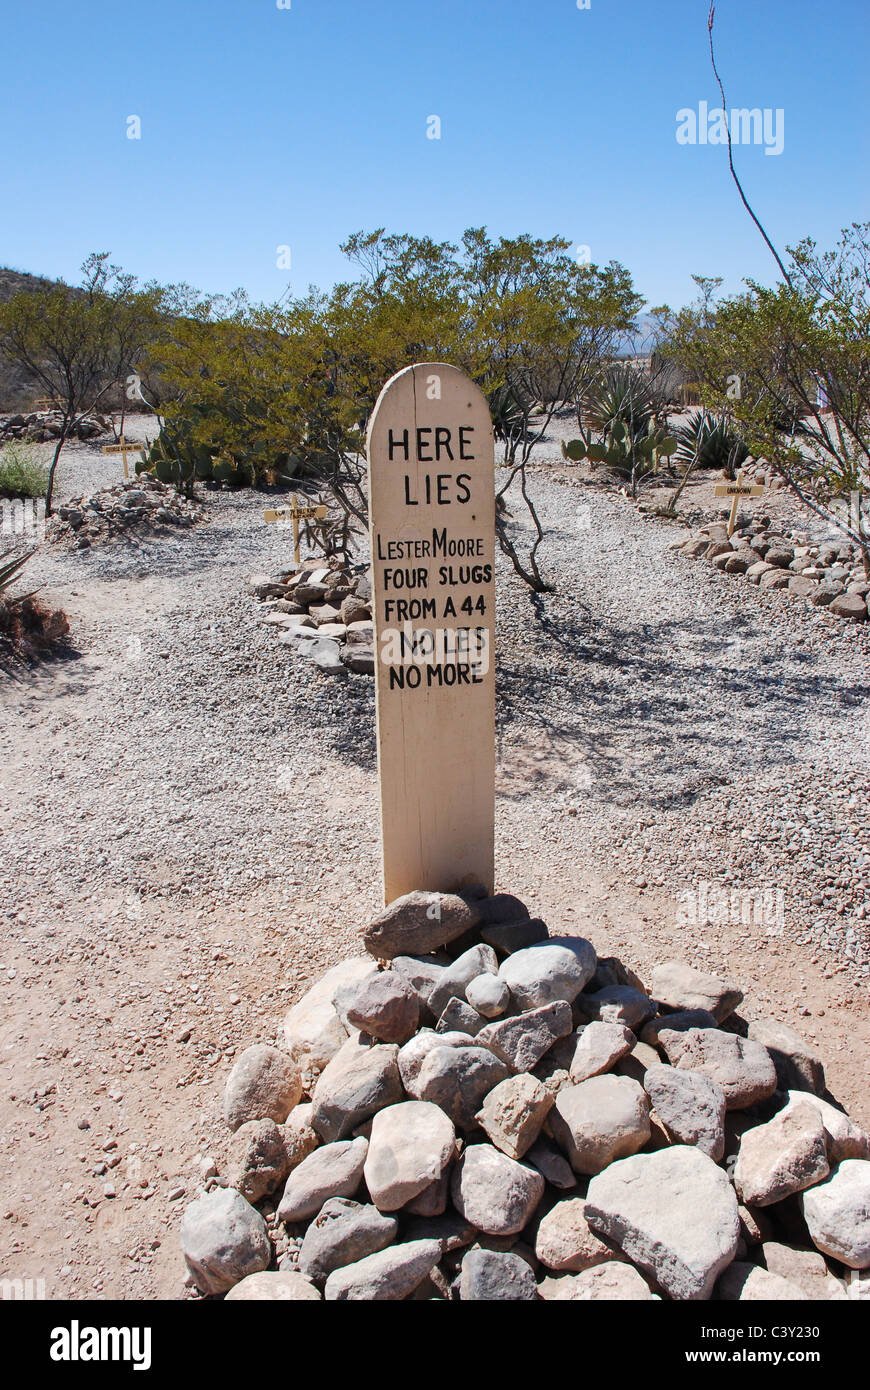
<box><xmin>52</xmin><ymin>477</ymin><xmax>203</xmax><ymax>549</ymax></box>
<box><xmin>179</xmin><ymin>889</ymin><xmax>870</xmax><ymax>1300</ymax></box>
<box><xmin>677</xmin><ymin>515</ymin><xmax>868</xmax><ymax>623</ymax></box>
<box><xmin>1</xmin><ymin>410</ymin><xmax>109</xmax><ymax>443</ymax></box>
<box><xmin>248</xmin><ymin>560</ymin><xmax>373</xmax><ymax>677</ymax></box>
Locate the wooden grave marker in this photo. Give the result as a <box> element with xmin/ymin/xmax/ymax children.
<box><xmin>367</xmin><ymin>363</ymin><xmax>495</xmax><ymax>904</ymax></box>
<box><xmin>102</xmin><ymin>436</ymin><xmax>146</xmax><ymax>479</ymax></box>
<box><xmin>714</xmin><ymin>469</ymin><xmax>766</xmax><ymax>537</ymax></box>
<box><xmin>264</xmin><ymin>494</ymin><xmax>328</xmax><ymax>563</ymax></box>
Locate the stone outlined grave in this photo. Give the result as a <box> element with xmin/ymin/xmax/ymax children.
<box><xmin>367</xmin><ymin>363</ymin><xmax>495</xmax><ymax>902</ymax></box>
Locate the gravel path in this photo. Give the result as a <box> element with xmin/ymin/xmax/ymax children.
<box><xmin>0</xmin><ymin>419</ymin><xmax>867</xmax><ymax>1299</ymax></box>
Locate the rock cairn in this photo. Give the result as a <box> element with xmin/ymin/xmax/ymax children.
<box><xmin>52</xmin><ymin>477</ymin><xmax>202</xmax><ymax>549</ymax></box>
<box><xmin>0</xmin><ymin>409</ymin><xmax>109</xmax><ymax>443</ymax></box>
<box><xmin>676</xmin><ymin>514</ymin><xmax>869</xmax><ymax>623</ymax></box>
<box><xmin>248</xmin><ymin>559</ymin><xmax>373</xmax><ymax>678</ymax></box>
<box><xmin>179</xmin><ymin>889</ymin><xmax>870</xmax><ymax>1300</ymax></box>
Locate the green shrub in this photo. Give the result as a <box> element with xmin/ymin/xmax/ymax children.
<box><xmin>0</xmin><ymin>442</ymin><xmax>50</xmax><ymax>499</ymax></box>
<box><xmin>137</xmin><ymin>412</ymin><xmax>305</xmax><ymax>495</ymax></box>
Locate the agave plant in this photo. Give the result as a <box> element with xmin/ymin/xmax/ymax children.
<box><xmin>579</xmin><ymin>365</ymin><xmax>658</xmax><ymax>437</ymax></box>
<box><xmin>673</xmin><ymin>410</ymin><xmax>751</xmax><ymax>478</ymax></box>
<box><xmin>487</xmin><ymin>382</ymin><xmax>527</xmax><ymax>444</ymax></box>
<box><xmin>0</xmin><ymin>549</ymin><xmax>34</xmax><ymax>600</ymax></box>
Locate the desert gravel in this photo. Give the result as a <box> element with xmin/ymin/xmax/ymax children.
<box><xmin>0</xmin><ymin>413</ymin><xmax>867</xmax><ymax>1298</ymax></box>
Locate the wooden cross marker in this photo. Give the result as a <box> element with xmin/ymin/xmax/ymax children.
<box><xmin>264</xmin><ymin>494</ymin><xmax>328</xmax><ymax>563</ymax></box>
<box><xmin>714</xmin><ymin>469</ymin><xmax>766</xmax><ymax>537</ymax></box>
<box><xmin>102</xmin><ymin>435</ymin><xmax>145</xmax><ymax>479</ymax></box>
<box><xmin>34</xmin><ymin>397</ymin><xmax>55</xmax><ymax>412</ymax></box>
<box><xmin>367</xmin><ymin>363</ymin><xmax>496</xmax><ymax>903</ymax></box>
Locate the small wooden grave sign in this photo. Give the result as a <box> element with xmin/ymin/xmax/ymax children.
<box><xmin>714</xmin><ymin>469</ymin><xmax>765</xmax><ymax>537</ymax></box>
<box><xmin>102</xmin><ymin>436</ymin><xmax>145</xmax><ymax>479</ymax></box>
<box><xmin>264</xmin><ymin>495</ymin><xmax>328</xmax><ymax>563</ymax></box>
<box><xmin>367</xmin><ymin>363</ymin><xmax>496</xmax><ymax>903</ymax></box>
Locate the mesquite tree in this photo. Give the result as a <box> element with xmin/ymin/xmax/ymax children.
<box><xmin>667</xmin><ymin>226</ymin><xmax>870</xmax><ymax>576</ymax></box>
<box><xmin>0</xmin><ymin>255</ymin><xmax>157</xmax><ymax>513</ymax></box>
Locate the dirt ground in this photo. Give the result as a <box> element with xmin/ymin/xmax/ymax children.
<box><xmin>0</xmin><ymin>425</ymin><xmax>867</xmax><ymax>1301</ymax></box>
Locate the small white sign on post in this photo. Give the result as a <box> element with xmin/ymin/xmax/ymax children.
<box><xmin>264</xmin><ymin>495</ymin><xmax>328</xmax><ymax>563</ymax></box>
<box><xmin>367</xmin><ymin>363</ymin><xmax>496</xmax><ymax>904</ymax></box>
<box><xmin>714</xmin><ymin>469</ymin><xmax>766</xmax><ymax>537</ymax></box>
<box><xmin>102</xmin><ymin>436</ymin><xmax>146</xmax><ymax>479</ymax></box>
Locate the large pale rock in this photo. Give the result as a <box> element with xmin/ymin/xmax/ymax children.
<box><xmin>323</xmin><ymin>1239</ymin><xmax>441</xmax><ymax>1300</ymax></box>
<box><xmin>643</xmin><ymin>1064</ymin><xmax>726</xmax><ymax>1161</ymax></box>
<box><xmin>762</xmin><ymin>1242</ymin><xmax>846</xmax><ymax>1300</ymax></box>
<box><xmin>459</xmin><ymin>1249</ymin><xmax>538</xmax><ymax>1300</ymax></box>
<box><xmin>477</xmin><ymin>1000</ymin><xmax>573</xmax><ymax>1073</ymax></box>
<box><xmin>180</xmin><ymin>1187</ymin><xmax>271</xmax><ymax>1295</ymax></box>
<box><xmin>415</xmin><ymin>1044</ymin><xmax>510</xmax><ymax>1129</ymax></box>
<box><xmin>780</xmin><ymin>1091</ymin><xmax>870</xmax><ymax>1163</ymax></box>
<box><xmin>551</xmin><ymin>1264</ymin><xmax>656</xmax><ymax>1300</ymax></box>
<box><xmin>716</xmin><ymin>1262</ymin><xmax>807</xmax><ymax>1301</ymax></box>
<box><xmin>585</xmin><ymin>1146</ymin><xmax>740</xmax><ymax>1300</ymax></box>
<box><xmin>363</xmin><ymin>891</ymin><xmax>482</xmax><ymax>959</ymax></box>
<box><xmin>576</xmin><ymin>986</ymin><xmax>655</xmax><ymax>1031</ymax></box>
<box><xmin>428</xmin><ymin>944</ymin><xmax>499</xmax><ymax>1018</ymax></box>
<box><xmin>569</xmin><ymin>1022</ymin><xmax>635</xmax><ymax>1082</ymax></box>
<box><xmin>224</xmin><ymin>1271</ymin><xmax>321</xmax><ymax>1301</ymax></box>
<box><xmin>277</xmin><ymin>1136</ymin><xmax>368</xmax><ymax>1222</ymax></box>
<box><xmin>499</xmin><ymin>937</ymin><xmax>596</xmax><ymax>1010</ymax></box>
<box><xmin>802</xmin><ymin>1160</ymin><xmax>870</xmax><ymax>1268</ymax></box>
<box><xmin>550</xmin><ymin>1075</ymin><xmax>651</xmax><ymax>1175</ymax></box>
<box><xmin>298</xmin><ymin>1198</ymin><xmax>398</xmax><ymax>1286</ymax></box>
<box><xmin>759</xmin><ymin>567</ymin><xmax>791</xmax><ymax>590</ymax></box>
<box><xmin>391</xmin><ymin>955</ymin><xmax>448</xmax><ymax>1016</ymax></box>
<box><xmin>436</xmin><ymin>996</ymin><xmax>486</xmax><ymax>1036</ymax></box>
<box><xmin>534</xmin><ymin>1197</ymin><xmax>623</xmax><ymax>1272</ymax></box>
<box><xmin>651</xmin><ymin>962</ymin><xmax>743</xmax><ymax>1022</ymax></box>
<box><xmin>225</xmin><ymin>1119</ymin><xmax>291</xmax><ymax>1203</ymax></box>
<box><xmin>223</xmin><ymin>1045</ymin><xmax>302</xmax><ymax>1132</ymax></box>
<box><xmin>830</xmin><ymin>592</ymin><xmax>867</xmax><ymax>621</ymax></box>
<box><xmin>364</xmin><ymin>1101</ymin><xmax>456</xmax><ymax>1210</ymax></box>
<box><xmin>397</xmin><ymin>1029</ymin><xmax>469</xmax><ymax>1095</ymax></box>
<box><xmin>615</xmin><ymin>1040</ymin><xmax>661</xmax><ymax>1085</ymax></box>
<box><xmin>404</xmin><ymin>1168</ymin><xmax>450</xmax><ymax>1217</ymax></box>
<box><xmin>282</xmin><ymin>956</ymin><xmax>377</xmax><ymax>1080</ymax></box>
<box><xmin>342</xmin><ymin>972</ymin><xmax>419</xmax><ymax>1044</ymax></box>
<box><xmin>658</xmin><ymin>1027</ymin><xmax>777</xmax><ymax>1110</ymax></box>
<box><xmin>452</xmin><ymin>1145</ymin><xmax>545</xmax><ymax>1235</ymax></box>
<box><xmin>475</xmin><ymin>1074</ymin><xmax>554</xmax><ymax>1159</ymax></box>
<box><xmin>282</xmin><ymin>1102</ymin><xmax>320</xmax><ymax>1170</ymax></box>
<box><xmin>737</xmin><ymin>1203</ymin><xmax>775</xmax><ymax>1247</ymax></box>
<box><xmin>747</xmin><ymin>1018</ymin><xmax>825</xmax><ymax>1095</ymax></box>
<box><xmin>733</xmin><ymin>1100</ymin><xmax>829</xmax><ymax>1206</ymax></box>
<box><xmin>466</xmin><ymin>972</ymin><xmax>510</xmax><ymax>1018</ymax></box>
<box><xmin>310</xmin><ymin>1035</ymin><xmax>402</xmax><ymax>1142</ymax></box>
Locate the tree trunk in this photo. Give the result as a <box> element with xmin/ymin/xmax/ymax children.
<box><xmin>44</xmin><ymin>431</ymin><xmax>70</xmax><ymax>516</ymax></box>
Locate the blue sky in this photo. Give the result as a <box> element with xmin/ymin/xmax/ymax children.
<box><xmin>3</xmin><ymin>0</ymin><xmax>868</xmax><ymax>313</ymax></box>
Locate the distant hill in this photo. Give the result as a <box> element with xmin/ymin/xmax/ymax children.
<box><xmin>0</xmin><ymin>266</ymin><xmax>58</xmax><ymax>304</ymax></box>
<box><xmin>0</xmin><ymin>267</ymin><xmax>63</xmax><ymax>410</ymax></box>
<box><xmin>0</xmin><ymin>267</ymin><xmax>145</xmax><ymax>414</ymax></box>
